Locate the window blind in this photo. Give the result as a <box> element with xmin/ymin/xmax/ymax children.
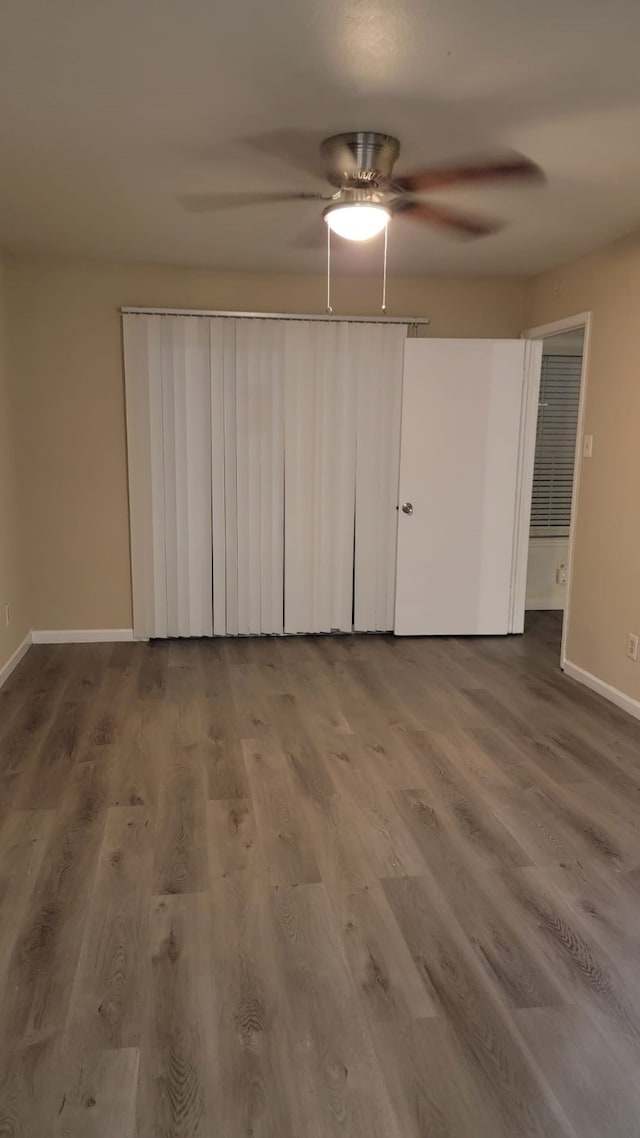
<box><xmin>530</xmin><ymin>353</ymin><xmax>581</xmax><ymax>536</ymax></box>
<box><xmin>123</xmin><ymin>312</ymin><xmax>407</xmax><ymax>638</ymax></box>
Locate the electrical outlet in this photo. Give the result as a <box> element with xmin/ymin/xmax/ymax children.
<box><xmin>556</xmin><ymin>563</ymin><xmax>567</xmax><ymax>585</ymax></box>
<box><xmin>627</xmin><ymin>633</ymin><xmax>639</xmax><ymax>662</ymax></box>
<box><xmin>4</xmin><ymin>604</ymin><xmax>9</xmax><ymax>627</ymax></box>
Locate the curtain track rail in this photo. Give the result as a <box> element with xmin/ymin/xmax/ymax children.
<box><xmin>121</xmin><ymin>307</ymin><xmax>429</xmax><ymax>326</ymax></box>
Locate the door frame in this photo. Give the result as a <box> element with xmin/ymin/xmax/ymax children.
<box><xmin>508</xmin><ymin>337</ymin><xmax>543</xmax><ymax>634</ymax></box>
<box><xmin>516</xmin><ymin>311</ymin><xmax>593</xmax><ymax>668</ymax></box>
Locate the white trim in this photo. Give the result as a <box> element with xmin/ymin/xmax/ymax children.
<box><xmin>31</xmin><ymin>628</ymin><xmax>136</xmax><ymax>644</ymax></box>
<box><xmin>121</xmin><ymin>306</ymin><xmax>429</xmax><ymax>325</ymax></box>
<box><xmin>523</xmin><ymin>312</ymin><xmax>591</xmax><ymax>341</ymax></box>
<box><xmin>509</xmin><ymin>338</ymin><xmax>543</xmax><ymax>633</ymax></box>
<box><xmin>563</xmin><ymin>660</ymin><xmax>640</xmax><ymax>723</ymax></box>
<box><xmin>0</xmin><ymin>632</ymin><xmax>32</xmax><ymax>689</ymax></box>
<box><xmin>520</xmin><ymin>312</ymin><xmax>592</xmax><ymax>667</ymax></box>
<box><xmin>525</xmin><ymin>598</ymin><xmax>564</xmax><ymax>611</ymax></box>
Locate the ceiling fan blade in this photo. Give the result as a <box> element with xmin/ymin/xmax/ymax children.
<box><xmin>290</xmin><ymin>218</ymin><xmax>327</xmax><ymax>249</ymax></box>
<box><xmin>394</xmin><ymin>199</ymin><xmax>503</xmax><ymax>238</ymax></box>
<box><xmin>177</xmin><ymin>190</ymin><xmax>326</xmax><ymax>213</ymax></box>
<box><xmin>394</xmin><ymin>156</ymin><xmax>543</xmax><ymax>195</ymax></box>
<box><xmin>243</xmin><ymin>129</ymin><xmax>329</xmax><ymax>180</ymax></box>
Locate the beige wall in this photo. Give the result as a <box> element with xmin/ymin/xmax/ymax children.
<box><xmin>5</xmin><ymin>256</ymin><xmax>526</xmax><ymax>633</ymax></box>
<box><xmin>5</xmin><ymin>246</ymin><xmax>640</xmax><ymax>707</ymax></box>
<box><xmin>525</xmin><ymin>233</ymin><xmax>640</xmax><ymax>702</ymax></box>
<box><xmin>0</xmin><ymin>259</ymin><xmax>30</xmax><ymax>670</ymax></box>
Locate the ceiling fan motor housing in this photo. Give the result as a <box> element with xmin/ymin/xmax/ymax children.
<box><xmin>322</xmin><ymin>132</ymin><xmax>400</xmax><ymax>188</ymax></box>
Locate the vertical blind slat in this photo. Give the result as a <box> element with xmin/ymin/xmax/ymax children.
<box><xmin>184</xmin><ymin>318</ymin><xmax>213</xmax><ymax>636</ymax></box>
<box><xmin>210</xmin><ymin>318</ymin><xmax>227</xmax><ymax>635</ymax></box>
<box><xmin>354</xmin><ymin>323</ymin><xmax>406</xmax><ymax>631</ymax></box>
<box><xmin>222</xmin><ymin>322</ymin><xmax>239</xmax><ymax>635</ymax></box>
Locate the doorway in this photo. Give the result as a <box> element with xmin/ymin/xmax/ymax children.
<box><xmin>520</xmin><ymin>313</ymin><xmax>591</xmax><ymax>666</ymax></box>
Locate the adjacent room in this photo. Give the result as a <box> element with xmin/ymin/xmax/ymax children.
<box><xmin>2</xmin><ymin>0</ymin><xmax>640</xmax><ymax>1134</ymax></box>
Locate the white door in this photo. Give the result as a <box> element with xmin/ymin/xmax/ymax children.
<box><xmin>394</xmin><ymin>338</ymin><xmax>533</xmax><ymax>636</ymax></box>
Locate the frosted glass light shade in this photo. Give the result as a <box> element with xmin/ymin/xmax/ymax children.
<box><xmin>323</xmin><ymin>202</ymin><xmax>390</xmax><ymax>241</ymax></box>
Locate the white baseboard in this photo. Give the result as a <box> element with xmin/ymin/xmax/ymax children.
<box><xmin>31</xmin><ymin>628</ymin><xmax>135</xmax><ymax>644</ymax></box>
<box><xmin>525</xmin><ymin>599</ymin><xmax>565</xmax><ymax>611</ymax></box>
<box><xmin>0</xmin><ymin>632</ymin><xmax>32</xmax><ymax>689</ymax></box>
<box><xmin>563</xmin><ymin>659</ymin><xmax>640</xmax><ymax>722</ymax></box>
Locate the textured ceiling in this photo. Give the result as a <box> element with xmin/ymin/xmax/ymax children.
<box><xmin>2</xmin><ymin>0</ymin><xmax>640</xmax><ymax>275</ymax></box>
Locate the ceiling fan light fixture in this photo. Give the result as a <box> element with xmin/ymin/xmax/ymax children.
<box><xmin>323</xmin><ymin>201</ymin><xmax>391</xmax><ymax>242</ymax></box>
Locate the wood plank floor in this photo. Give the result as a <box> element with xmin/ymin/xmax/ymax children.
<box><xmin>2</xmin><ymin>612</ymin><xmax>640</xmax><ymax>1135</ymax></box>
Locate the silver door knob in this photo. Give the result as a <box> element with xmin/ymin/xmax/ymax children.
<box><xmin>402</xmin><ymin>502</ymin><xmax>413</xmax><ymax>515</ymax></box>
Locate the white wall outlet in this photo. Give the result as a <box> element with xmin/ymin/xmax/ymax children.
<box><xmin>556</xmin><ymin>563</ymin><xmax>567</xmax><ymax>585</ymax></box>
<box><xmin>583</xmin><ymin>434</ymin><xmax>593</xmax><ymax>458</ymax></box>
<box><xmin>4</xmin><ymin>603</ymin><xmax>9</xmax><ymax>627</ymax></box>
<box><xmin>627</xmin><ymin>633</ymin><xmax>639</xmax><ymax>662</ymax></box>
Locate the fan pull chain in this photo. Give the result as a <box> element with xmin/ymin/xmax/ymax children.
<box><xmin>326</xmin><ymin>225</ymin><xmax>333</xmax><ymax>314</ymax></box>
<box><xmin>381</xmin><ymin>224</ymin><xmax>389</xmax><ymax>313</ymax></box>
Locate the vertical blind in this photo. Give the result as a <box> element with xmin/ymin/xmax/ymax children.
<box><xmin>283</xmin><ymin>321</ymin><xmax>358</xmax><ymax>634</ymax></box>
<box><xmin>530</xmin><ymin>353</ymin><xmax>582</xmax><ymax>536</ymax></box>
<box><xmin>123</xmin><ymin>316</ymin><xmax>214</xmax><ymax>638</ymax></box>
<box><xmin>354</xmin><ymin>324</ymin><xmax>405</xmax><ymax>631</ymax></box>
<box><xmin>123</xmin><ymin>313</ymin><xmax>407</xmax><ymax>639</ymax></box>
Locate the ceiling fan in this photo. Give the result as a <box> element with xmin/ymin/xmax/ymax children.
<box><xmin>180</xmin><ymin>131</ymin><xmax>543</xmax><ymax>243</ymax></box>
